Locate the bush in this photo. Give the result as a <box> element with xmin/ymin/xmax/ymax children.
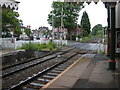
<box><xmin>18</xmin><ymin>41</ymin><xmax>57</xmax><ymax>51</ymax></box>
<box><xmin>80</xmin><ymin>36</ymin><xmax>92</xmax><ymax>43</ymax></box>
<box><xmin>41</xmin><ymin>43</ymin><xmax>47</xmax><ymax>48</ymax></box>
<box><xmin>19</xmin><ymin>42</ymin><xmax>37</xmax><ymax>50</ymax></box>
<box><xmin>47</xmin><ymin>40</ymin><xmax>57</xmax><ymax>51</ymax></box>
<box><xmin>62</xmin><ymin>44</ymin><xmax>67</xmax><ymax>47</ymax></box>
<box><xmin>72</xmin><ymin>35</ymin><xmax>76</xmax><ymax>41</ymax></box>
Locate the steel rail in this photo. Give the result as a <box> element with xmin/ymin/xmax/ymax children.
<box><xmin>2</xmin><ymin>55</ymin><xmax>57</xmax><ymax>78</ymax></box>
<box><xmin>2</xmin><ymin>48</ymin><xmax>74</xmax><ymax>78</ymax></box>
<box><xmin>2</xmin><ymin>47</ymin><xmax>73</xmax><ymax>70</ymax></box>
<box><xmin>9</xmin><ymin>53</ymin><xmax>77</xmax><ymax>90</ymax></box>
<box><xmin>2</xmin><ymin>51</ymin><xmax>56</xmax><ymax>70</ymax></box>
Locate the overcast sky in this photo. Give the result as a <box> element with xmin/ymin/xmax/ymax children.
<box><xmin>17</xmin><ymin>0</ymin><xmax>107</xmax><ymax>30</ymax></box>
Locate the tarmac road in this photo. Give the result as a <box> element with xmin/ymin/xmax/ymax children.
<box><xmin>67</xmin><ymin>40</ymin><xmax>105</xmax><ymax>51</ymax></box>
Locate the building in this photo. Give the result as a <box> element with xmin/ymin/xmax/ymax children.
<box><xmin>19</xmin><ymin>26</ymin><xmax>29</xmax><ymax>40</ymax></box>
<box><xmin>54</xmin><ymin>27</ymin><xmax>68</xmax><ymax>40</ymax></box>
<box><xmin>32</xmin><ymin>26</ymin><xmax>49</xmax><ymax>40</ymax></box>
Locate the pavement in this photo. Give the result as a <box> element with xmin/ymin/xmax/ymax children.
<box><xmin>67</xmin><ymin>40</ymin><xmax>105</xmax><ymax>51</ymax></box>
<box><xmin>42</xmin><ymin>53</ymin><xmax>120</xmax><ymax>89</ymax></box>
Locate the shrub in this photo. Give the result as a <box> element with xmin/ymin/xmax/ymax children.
<box><xmin>72</xmin><ymin>35</ymin><xmax>76</xmax><ymax>41</ymax></box>
<box><xmin>62</xmin><ymin>44</ymin><xmax>67</xmax><ymax>47</ymax></box>
<box><xmin>18</xmin><ymin>41</ymin><xmax>57</xmax><ymax>51</ymax></box>
<box><xmin>80</xmin><ymin>36</ymin><xmax>92</xmax><ymax>43</ymax></box>
<box><xmin>47</xmin><ymin>40</ymin><xmax>57</xmax><ymax>50</ymax></box>
<box><xmin>41</xmin><ymin>43</ymin><xmax>47</xmax><ymax>48</ymax></box>
<box><xmin>19</xmin><ymin>42</ymin><xmax>37</xmax><ymax>50</ymax></box>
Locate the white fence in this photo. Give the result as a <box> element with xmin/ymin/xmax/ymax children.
<box><xmin>0</xmin><ymin>38</ymin><xmax>68</xmax><ymax>50</ymax></box>
<box><xmin>0</xmin><ymin>38</ymin><xmax>16</xmax><ymax>50</ymax></box>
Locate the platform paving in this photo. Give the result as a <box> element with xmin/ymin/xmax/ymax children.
<box><xmin>42</xmin><ymin>54</ymin><xmax>120</xmax><ymax>89</ymax></box>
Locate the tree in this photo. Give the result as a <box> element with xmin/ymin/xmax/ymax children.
<box><xmin>24</xmin><ymin>28</ymin><xmax>31</xmax><ymax>37</ymax></box>
<box><xmin>2</xmin><ymin>9</ymin><xmax>22</xmax><ymax>37</ymax></box>
<box><xmin>80</xmin><ymin>11</ymin><xmax>91</xmax><ymax>37</ymax></box>
<box><xmin>14</xmin><ymin>26</ymin><xmax>22</xmax><ymax>37</ymax></box>
<box><xmin>47</xmin><ymin>2</ymin><xmax>82</xmax><ymax>39</ymax></box>
<box><xmin>91</xmin><ymin>24</ymin><xmax>104</xmax><ymax>36</ymax></box>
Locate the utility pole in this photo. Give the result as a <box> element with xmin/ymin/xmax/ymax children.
<box><xmin>52</xmin><ymin>1</ymin><xmax>54</xmax><ymax>40</ymax></box>
<box><xmin>60</xmin><ymin>4</ymin><xmax>63</xmax><ymax>45</ymax></box>
<box><xmin>61</xmin><ymin>5</ymin><xmax>63</xmax><ymax>36</ymax></box>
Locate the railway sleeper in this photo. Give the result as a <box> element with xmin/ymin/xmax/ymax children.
<box><xmin>47</xmin><ymin>72</ymin><xmax>59</xmax><ymax>76</ymax></box>
<box><xmin>22</xmin><ymin>87</ymin><xmax>37</xmax><ymax>90</ymax></box>
<box><xmin>51</xmin><ymin>70</ymin><xmax>62</xmax><ymax>73</ymax></box>
<box><xmin>30</xmin><ymin>82</ymin><xmax>45</xmax><ymax>87</ymax></box>
<box><xmin>23</xmin><ymin>82</ymin><xmax>45</xmax><ymax>89</ymax></box>
<box><xmin>54</xmin><ymin>68</ymin><xmax>66</xmax><ymax>71</ymax></box>
<box><xmin>57</xmin><ymin>65</ymin><xmax>69</xmax><ymax>69</ymax></box>
<box><xmin>43</xmin><ymin>75</ymin><xmax>55</xmax><ymax>79</ymax></box>
<box><xmin>37</xmin><ymin>78</ymin><xmax>51</xmax><ymax>82</ymax></box>
<box><xmin>58</xmin><ymin>64</ymin><xmax>70</xmax><ymax>67</ymax></box>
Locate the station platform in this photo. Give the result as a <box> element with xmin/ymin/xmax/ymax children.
<box><xmin>42</xmin><ymin>54</ymin><xmax>120</xmax><ymax>89</ymax></box>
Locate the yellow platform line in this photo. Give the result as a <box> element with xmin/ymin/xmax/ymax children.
<box><xmin>41</xmin><ymin>54</ymin><xmax>87</xmax><ymax>89</ymax></box>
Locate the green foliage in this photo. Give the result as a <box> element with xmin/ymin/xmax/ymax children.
<box><xmin>72</xmin><ymin>35</ymin><xmax>76</xmax><ymax>40</ymax></box>
<box><xmin>47</xmin><ymin>41</ymin><xmax>56</xmax><ymax>50</ymax></box>
<box><xmin>80</xmin><ymin>11</ymin><xmax>91</xmax><ymax>36</ymax></box>
<box><xmin>80</xmin><ymin>36</ymin><xmax>92</xmax><ymax>43</ymax></box>
<box><xmin>18</xmin><ymin>41</ymin><xmax>57</xmax><ymax>51</ymax></box>
<box><xmin>18</xmin><ymin>42</ymin><xmax>37</xmax><ymax>50</ymax></box>
<box><xmin>97</xmin><ymin>30</ymin><xmax>104</xmax><ymax>37</ymax></box>
<box><xmin>2</xmin><ymin>9</ymin><xmax>22</xmax><ymax>37</ymax></box>
<box><xmin>62</xmin><ymin>44</ymin><xmax>67</xmax><ymax>47</ymax></box>
<box><xmin>80</xmin><ymin>30</ymin><xmax>88</xmax><ymax>37</ymax></box>
<box><xmin>24</xmin><ymin>28</ymin><xmax>31</xmax><ymax>36</ymax></box>
<box><xmin>90</xmin><ymin>24</ymin><xmax>104</xmax><ymax>36</ymax></box>
<box><xmin>80</xmin><ymin>24</ymin><xmax>104</xmax><ymax>43</ymax></box>
<box><xmin>14</xmin><ymin>26</ymin><xmax>22</xmax><ymax>37</ymax></box>
<box><xmin>47</xmin><ymin>2</ymin><xmax>82</xmax><ymax>34</ymax></box>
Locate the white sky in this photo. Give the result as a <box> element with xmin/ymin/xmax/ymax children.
<box><xmin>17</xmin><ymin>0</ymin><xmax>107</xmax><ymax>30</ymax></box>
<box><xmin>78</xmin><ymin>1</ymin><xmax>107</xmax><ymax>29</ymax></box>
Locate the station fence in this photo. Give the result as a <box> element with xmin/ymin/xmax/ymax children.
<box><xmin>0</xmin><ymin>38</ymin><xmax>68</xmax><ymax>50</ymax></box>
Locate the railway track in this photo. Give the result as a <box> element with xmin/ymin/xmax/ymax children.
<box><xmin>2</xmin><ymin>47</ymin><xmax>73</xmax><ymax>70</ymax></box>
<box><xmin>2</xmin><ymin>46</ymin><xmax>97</xmax><ymax>90</ymax></box>
<box><xmin>9</xmin><ymin>53</ymin><xmax>78</xmax><ymax>90</ymax></box>
<box><xmin>2</xmin><ymin>47</ymin><xmax>76</xmax><ymax>89</ymax></box>
<box><xmin>2</xmin><ymin>47</ymin><xmax>74</xmax><ymax>77</ymax></box>
<box><xmin>2</xmin><ymin>51</ymin><xmax>55</xmax><ymax>70</ymax></box>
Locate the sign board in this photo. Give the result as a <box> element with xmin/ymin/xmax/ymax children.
<box><xmin>116</xmin><ymin>31</ymin><xmax>120</xmax><ymax>53</ymax></box>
